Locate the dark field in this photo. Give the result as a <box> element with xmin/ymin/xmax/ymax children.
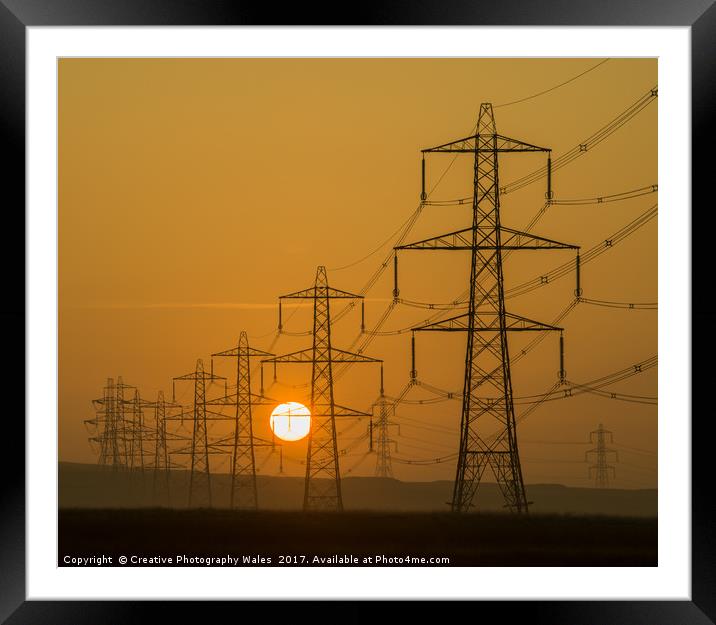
<box><xmin>59</xmin><ymin>462</ymin><xmax>658</xmax><ymax>516</ymax></box>
<box><xmin>59</xmin><ymin>508</ymin><xmax>657</xmax><ymax>567</ymax></box>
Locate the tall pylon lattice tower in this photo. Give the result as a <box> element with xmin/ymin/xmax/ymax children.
<box><xmin>586</xmin><ymin>423</ymin><xmax>619</xmax><ymax>488</ymax></box>
<box><xmin>263</xmin><ymin>266</ymin><xmax>382</xmax><ymax>511</ymax></box>
<box><xmin>173</xmin><ymin>359</ymin><xmax>226</xmax><ymax>508</ymax></box>
<box><xmin>210</xmin><ymin>331</ymin><xmax>275</xmax><ymax>510</ymax></box>
<box><xmin>395</xmin><ymin>103</ymin><xmax>580</xmax><ymax>513</ymax></box>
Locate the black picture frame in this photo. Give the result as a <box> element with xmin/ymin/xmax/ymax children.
<box><xmin>2</xmin><ymin>1</ymin><xmax>712</xmax><ymax>621</ymax></box>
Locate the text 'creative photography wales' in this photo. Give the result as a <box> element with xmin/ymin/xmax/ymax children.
<box><xmin>59</xmin><ymin>58</ymin><xmax>657</xmax><ymax>567</ymax></box>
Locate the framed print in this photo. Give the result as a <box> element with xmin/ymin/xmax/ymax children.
<box><xmin>2</xmin><ymin>0</ymin><xmax>713</xmax><ymax>622</ymax></box>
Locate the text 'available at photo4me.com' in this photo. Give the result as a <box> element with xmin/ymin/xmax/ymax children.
<box><xmin>62</xmin><ymin>553</ymin><xmax>452</xmax><ymax>567</ymax></box>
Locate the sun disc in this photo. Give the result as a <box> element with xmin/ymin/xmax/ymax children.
<box><xmin>270</xmin><ymin>402</ymin><xmax>311</xmax><ymax>442</ymax></box>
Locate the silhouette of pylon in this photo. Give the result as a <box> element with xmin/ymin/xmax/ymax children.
<box><xmin>586</xmin><ymin>423</ymin><xmax>618</xmax><ymax>488</ymax></box>
<box><xmin>87</xmin><ymin>377</ymin><xmax>122</xmax><ymax>469</ymax></box>
<box><xmin>211</xmin><ymin>331</ymin><xmax>275</xmax><ymax>510</ymax></box>
<box><xmin>396</xmin><ymin>103</ymin><xmax>580</xmax><ymax>513</ymax></box>
<box><xmin>173</xmin><ymin>359</ymin><xmax>226</xmax><ymax>508</ymax></box>
<box><xmin>263</xmin><ymin>266</ymin><xmax>382</xmax><ymax>511</ymax></box>
<box><xmin>373</xmin><ymin>396</ymin><xmax>398</xmax><ymax>478</ymax></box>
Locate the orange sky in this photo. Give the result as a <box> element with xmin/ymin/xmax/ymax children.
<box><xmin>59</xmin><ymin>58</ymin><xmax>657</xmax><ymax>487</ymax></box>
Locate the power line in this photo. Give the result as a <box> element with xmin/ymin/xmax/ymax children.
<box><xmin>579</xmin><ymin>297</ymin><xmax>657</xmax><ymax>310</ymax></box>
<box><xmin>551</xmin><ymin>184</ymin><xmax>657</xmax><ymax>206</ymax></box>
<box><xmin>276</xmin><ymin>90</ymin><xmax>658</xmax><ymax>395</ymax></box>
<box><xmin>506</xmin><ymin>204</ymin><xmax>657</xmax><ymax>299</ymax></box>
<box><xmin>494</xmin><ymin>59</ymin><xmax>611</xmax><ymax>109</ymax></box>
<box><xmin>613</xmin><ymin>442</ymin><xmax>657</xmax><ymax>456</ymax></box>
<box><xmin>501</xmin><ymin>86</ymin><xmax>657</xmax><ymax>196</ymax></box>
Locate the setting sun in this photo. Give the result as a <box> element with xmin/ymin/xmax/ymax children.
<box><xmin>270</xmin><ymin>402</ymin><xmax>311</xmax><ymax>442</ymax></box>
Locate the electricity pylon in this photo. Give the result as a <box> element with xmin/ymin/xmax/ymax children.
<box><xmin>87</xmin><ymin>376</ymin><xmax>137</xmax><ymax>471</ymax></box>
<box><xmin>263</xmin><ymin>266</ymin><xmax>382</xmax><ymax>511</ymax></box>
<box><xmin>150</xmin><ymin>390</ymin><xmax>182</xmax><ymax>506</ymax></box>
<box><xmin>115</xmin><ymin>376</ymin><xmax>130</xmax><ymax>466</ymax></box>
<box><xmin>395</xmin><ymin>103</ymin><xmax>579</xmax><ymax>513</ymax></box>
<box><xmin>173</xmin><ymin>359</ymin><xmax>226</xmax><ymax>508</ymax></box>
<box><xmin>372</xmin><ymin>395</ymin><xmax>399</xmax><ymax>478</ymax></box>
<box><xmin>87</xmin><ymin>378</ymin><xmax>121</xmax><ymax>469</ymax></box>
<box><xmin>210</xmin><ymin>331</ymin><xmax>275</xmax><ymax>510</ymax></box>
<box><xmin>128</xmin><ymin>389</ymin><xmax>147</xmax><ymax>472</ymax></box>
<box><xmin>123</xmin><ymin>388</ymin><xmax>168</xmax><ymax>501</ymax></box>
<box><xmin>586</xmin><ymin>423</ymin><xmax>618</xmax><ymax>488</ymax></box>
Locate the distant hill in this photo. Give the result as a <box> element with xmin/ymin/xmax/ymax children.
<box><xmin>59</xmin><ymin>461</ymin><xmax>657</xmax><ymax>517</ymax></box>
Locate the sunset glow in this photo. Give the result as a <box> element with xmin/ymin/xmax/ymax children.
<box><xmin>270</xmin><ymin>402</ymin><xmax>311</xmax><ymax>442</ymax></box>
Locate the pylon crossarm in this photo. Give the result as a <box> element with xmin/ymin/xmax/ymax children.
<box><xmin>396</xmin><ymin>225</ymin><xmax>578</xmax><ymax>252</ymax></box>
<box><xmin>173</xmin><ymin>371</ymin><xmax>226</xmax><ymax>382</ymax></box>
<box><xmin>494</xmin><ymin>134</ymin><xmax>549</xmax><ymax>152</ymax></box>
<box><xmin>264</xmin><ymin>347</ymin><xmax>380</xmax><ymax>364</ymax></box>
<box><xmin>396</xmin><ymin>226</ymin><xmax>474</xmax><ymax>250</ymax></box>
<box><xmin>413</xmin><ymin>312</ymin><xmax>470</xmax><ymax>331</ymax></box>
<box><xmin>262</xmin><ymin>347</ymin><xmax>314</xmax><ymax>363</ymax></box>
<box><xmin>206</xmin><ymin>392</ymin><xmax>277</xmax><ymax>406</ymax></box>
<box><xmin>500</xmin><ymin>227</ymin><xmax>579</xmax><ymax>250</ymax></box>
<box><xmin>329</xmin><ymin>348</ymin><xmax>381</xmax><ymax>363</ymax></box>
<box><xmin>204</xmin><ymin>395</ymin><xmax>236</xmax><ymax>406</ymax></box>
<box><xmin>413</xmin><ymin>312</ymin><xmax>563</xmax><ymax>332</ymax></box>
<box><xmin>212</xmin><ymin>345</ymin><xmax>275</xmax><ymax>358</ymax></box>
<box><xmin>503</xmin><ymin>313</ymin><xmax>563</xmax><ymax>331</ymax></box>
<box><xmin>171</xmin><ymin>447</ymin><xmax>225</xmax><ymax>455</ymax></box>
<box><xmin>280</xmin><ymin>285</ymin><xmax>363</xmax><ymax>300</ymax></box>
<box><xmin>208</xmin><ymin>439</ymin><xmax>272</xmax><ymax>449</ymax></box>
<box><xmin>422</xmin><ymin>133</ymin><xmax>548</xmax><ymax>154</ymax></box>
<box><xmin>317</xmin><ymin>403</ymin><xmax>372</xmax><ymax>417</ymax></box>
<box><xmin>204</xmin><ymin>407</ymin><xmax>247</xmax><ymax>419</ymax></box>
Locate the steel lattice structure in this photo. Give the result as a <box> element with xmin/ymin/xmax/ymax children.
<box><xmin>87</xmin><ymin>376</ymin><xmax>146</xmax><ymax>472</ymax></box>
<box><xmin>115</xmin><ymin>376</ymin><xmax>130</xmax><ymax>466</ymax></box>
<box><xmin>263</xmin><ymin>266</ymin><xmax>382</xmax><ymax>511</ymax></box>
<box><xmin>372</xmin><ymin>396</ymin><xmax>398</xmax><ymax>478</ymax></box>
<box><xmin>395</xmin><ymin>103</ymin><xmax>579</xmax><ymax>513</ymax></box>
<box><xmin>210</xmin><ymin>331</ymin><xmax>275</xmax><ymax>510</ymax></box>
<box><xmin>586</xmin><ymin>423</ymin><xmax>618</xmax><ymax>488</ymax></box>
<box><xmin>149</xmin><ymin>390</ymin><xmax>183</xmax><ymax>506</ymax></box>
<box><xmin>87</xmin><ymin>377</ymin><xmax>122</xmax><ymax>469</ymax></box>
<box><xmin>173</xmin><ymin>359</ymin><xmax>226</xmax><ymax>508</ymax></box>
<box><xmin>128</xmin><ymin>388</ymin><xmax>147</xmax><ymax>472</ymax></box>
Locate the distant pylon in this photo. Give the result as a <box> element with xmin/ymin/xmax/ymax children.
<box><xmin>116</xmin><ymin>376</ymin><xmax>131</xmax><ymax>466</ymax></box>
<box><xmin>210</xmin><ymin>331</ymin><xmax>275</xmax><ymax>510</ymax></box>
<box><xmin>87</xmin><ymin>377</ymin><xmax>123</xmax><ymax>469</ymax></box>
<box><xmin>173</xmin><ymin>359</ymin><xmax>226</xmax><ymax>508</ymax></box>
<box><xmin>150</xmin><ymin>390</ymin><xmax>182</xmax><ymax>506</ymax></box>
<box><xmin>152</xmin><ymin>390</ymin><xmax>169</xmax><ymax>504</ymax></box>
<box><xmin>129</xmin><ymin>389</ymin><xmax>146</xmax><ymax>472</ymax></box>
<box><xmin>263</xmin><ymin>266</ymin><xmax>382</xmax><ymax>511</ymax></box>
<box><xmin>586</xmin><ymin>423</ymin><xmax>618</xmax><ymax>488</ymax></box>
<box><xmin>395</xmin><ymin>103</ymin><xmax>580</xmax><ymax>513</ymax></box>
<box><xmin>372</xmin><ymin>395</ymin><xmax>398</xmax><ymax>478</ymax></box>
